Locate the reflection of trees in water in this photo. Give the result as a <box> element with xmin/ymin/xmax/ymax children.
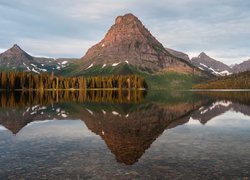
<box><xmin>0</xmin><ymin>90</ymin><xmax>146</xmax><ymax>108</ymax></box>
<box><xmin>195</xmin><ymin>91</ymin><xmax>250</xmax><ymax>105</ymax></box>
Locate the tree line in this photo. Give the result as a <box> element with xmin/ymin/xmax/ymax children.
<box><xmin>0</xmin><ymin>72</ymin><xmax>147</xmax><ymax>90</ymax></box>
<box><xmin>192</xmin><ymin>71</ymin><xmax>250</xmax><ymax>89</ymax></box>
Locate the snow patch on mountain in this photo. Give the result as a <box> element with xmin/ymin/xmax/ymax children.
<box><xmin>112</xmin><ymin>62</ymin><xmax>121</xmax><ymax>66</ymax></box>
<box><xmin>86</xmin><ymin>63</ymin><xmax>93</xmax><ymax>70</ymax></box>
<box><xmin>209</xmin><ymin>101</ymin><xmax>232</xmax><ymax>110</ymax></box>
<box><xmin>61</xmin><ymin>61</ymin><xmax>68</xmax><ymax>65</ymax></box>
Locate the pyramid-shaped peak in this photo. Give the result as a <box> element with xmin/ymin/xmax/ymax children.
<box><xmin>82</xmin><ymin>13</ymin><xmax>166</xmax><ymax>68</ymax></box>
<box><xmin>199</xmin><ymin>52</ymin><xmax>207</xmax><ymax>56</ymax></box>
<box><xmin>80</xmin><ymin>13</ymin><xmax>197</xmax><ymax>74</ymax></box>
<box><xmin>87</xmin><ymin>13</ymin><xmax>156</xmax><ymax>46</ymax></box>
<box><xmin>10</xmin><ymin>44</ymin><xmax>23</xmax><ymax>51</ymax></box>
<box><xmin>198</xmin><ymin>52</ymin><xmax>211</xmax><ymax>59</ymax></box>
<box><xmin>3</xmin><ymin>44</ymin><xmax>25</xmax><ymax>55</ymax></box>
<box><xmin>13</xmin><ymin>44</ymin><xmax>20</xmax><ymax>48</ymax></box>
<box><xmin>0</xmin><ymin>44</ymin><xmax>33</xmax><ymax>61</ymax></box>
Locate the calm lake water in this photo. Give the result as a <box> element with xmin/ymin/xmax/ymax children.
<box><xmin>0</xmin><ymin>90</ymin><xmax>249</xmax><ymax>179</ymax></box>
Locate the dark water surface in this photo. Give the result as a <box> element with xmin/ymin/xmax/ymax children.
<box><xmin>0</xmin><ymin>90</ymin><xmax>250</xmax><ymax>179</ymax></box>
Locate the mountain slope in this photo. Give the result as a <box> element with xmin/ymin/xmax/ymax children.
<box><xmin>232</xmin><ymin>58</ymin><xmax>250</xmax><ymax>73</ymax></box>
<box><xmin>191</xmin><ymin>52</ymin><xmax>232</xmax><ymax>76</ymax></box>
<box><xmin>0</xmin><ymin>44</ymin><xmax>77</xmax><ymax>74</ymax></box>
<box><xmin>68</xmin><ymin>13</ymin><xmax>203</xmax><ymax>76</ymax></box>
<box><xmin>165</xmin><ymin>47</ymin><xmax>190</xmax><ymax>62</ymax></box>
<box><xmin>193</xmin><ymin>71</ymin><xmax>250</xmax><ymax>89</ymax></box>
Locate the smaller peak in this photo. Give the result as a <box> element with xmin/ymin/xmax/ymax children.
<box><xmin>198</xmin><ymin>52</ymin><xmax>208</xmax><ymax>58</ymax></box>
<box><xmin>199</xmin><ymin>52</ymin><xmax>207</xmax><ymax>56</ymax></box>
<box><xmin>11</xmin><ymin>44</ymin><xmax>22</xmax><ymax>50</ymax></box>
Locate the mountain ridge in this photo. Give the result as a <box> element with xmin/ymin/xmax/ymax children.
<box><xmin>232</xmin><ymin>58</ymin><xmax>250</xmax><ymax>73</ymax></box>
<box><xmin>0</xmin><ymin>44</ymin><xmax>77</xmax><ymax>74</ymax></box>
<box><xmin>165</xmin><ymin>47</ymin><xmax>190</xmax><ymax>62</ymax></box>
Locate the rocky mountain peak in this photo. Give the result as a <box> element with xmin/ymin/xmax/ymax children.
<box><xmin>0</xmin><ymin>44</ymin><xmax>32</xmax><ymax>60</ymax></box>
<box><xmin>0</xmin><ymin>44</ymin><xmax>34</xmax><ymax>69</ymax></box>
<box><xmin>9</xmin><ymin>44</ymin><xmax>25</xmax><ymax>54</ymax></box>
<box><xmin>12</xmin><ymin>44</ymin><xmax>21</xmax><ymax>50</ymax></box>
<box><xmin>80</xmin><ymin>13</ymin><xmax>200</xmax><ymax>75</ymax></box>
<box><xmin>115</xmin><ymin>13</ymin><xmax>139</xmax><ymax>25</ymax></box>
<box><xmin>198</xmin><ymin>52</ymin><xmax>208</xmax><ymax>58</ymax></box>
<box><xmin>101</xmin><ymin>13</ymin><xmax>158</xmax><ymax>48</ymax></box>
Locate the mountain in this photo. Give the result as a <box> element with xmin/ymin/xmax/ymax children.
<box><xmin>192</xmin><ymin>99</ymin><xmax>250</xmax><ymax>124</ymax></box>
<box><xmin>68</xmin><ymin>13</ymin><xmax>203</xmax><ymax>76</ymax></box>
<box><xmin>0</xmin><ymin>44</ymin><xmax>33</xmax><ymax>69</ymax></box>
<box><xmin>165</xmin><ymin>47</ymin><xmax>190</xmax><ymax>62</ymax></box>
<box><xmin>191</xmin><ymin>100</ymin><xmax>233</xmax><ymax>124</ymax></box>
<box><xmin>0</xmin><ymin>44</ymin><xmax>76</xmax><ymax>74</ymax></box>
<box><xmin>232</xmin><ymin>58</ymin><xmax>250</xmax><ymax>73</ymax></box>
<box><xmin>191</xmin><ymin>52</ymin><xmax>232</xmax><ymax>76</ymax></box>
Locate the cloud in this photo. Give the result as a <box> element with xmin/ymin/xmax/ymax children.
<box><xmin>0</xmin><ymin>0</ymin><xmax>249</xmax><ymax>63</ymax></box>
<box><xmin>15</xmin><ymin>37</ymin><xmax>97</xmax><ymax>58</ymax></box>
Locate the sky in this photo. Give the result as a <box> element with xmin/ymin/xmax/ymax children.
<box><xmin>0</xmin><ymin>0</ymin><xmax>249</xmax><ymax>65</ymax></box>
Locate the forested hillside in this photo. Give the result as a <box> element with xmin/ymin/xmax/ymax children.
<box><xmin>193</xmin><ymin>71</ymin><xmax>250</xmax><ymax>89</ymax></box>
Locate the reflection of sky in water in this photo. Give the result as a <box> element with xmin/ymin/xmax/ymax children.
<box><xmin>16</xmin><ymin>120</ymin><xmax>98</xmax><ymax>140</ymax></box>
<box><xmin>188</xmin><ymin>111</ymin><xmax>250</xmax><ymax>127</ymax></box>
<box><xmin>205</xmin><ymin>111</ymin><xmax>250</xmax><ymax>127</ymax></box>
<box><xmin>148</xmin><ymin>110</ymin><xmax>250</xmax><ymax>167</ymax></box>
<box><xmin>0</xmin><ymin>125</ymin><xmax>8</xmax><ymax>131</ymax></box>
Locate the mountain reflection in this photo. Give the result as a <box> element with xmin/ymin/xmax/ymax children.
<box><xmin>0</xmin><ymin>90</ymin><xmax>250</xmax><ymax>165</ymax></box>
<box><xmin>0</xmin><ymin>90</ymin><xmax>146</xmax><ymax>134</ymax></box>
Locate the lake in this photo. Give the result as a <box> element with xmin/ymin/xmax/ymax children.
<box><xmin>0</xmin><ymin>90</ymin><xmax>249</xmax><ymax>179</ymax></box>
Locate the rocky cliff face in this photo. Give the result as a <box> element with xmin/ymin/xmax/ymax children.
<box><xmin>80</xmin><ymin>13</ymin><xmax>198</xmax><ymax>74</ymax></box>
<box><xmin>191</xmin><ymin>52</ymin><xmax>232</xmax><ymax>76</ymax></box>
<box><xmin>232</xmin><ymin>59</ymin><xmax>250</xmax><ymax>73</ymax></box>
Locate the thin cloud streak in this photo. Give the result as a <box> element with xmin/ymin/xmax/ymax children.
<box><xmin>14</xmin><ymin>37</ymin><xmax>98</xmax><ymax>58</ymax></box>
